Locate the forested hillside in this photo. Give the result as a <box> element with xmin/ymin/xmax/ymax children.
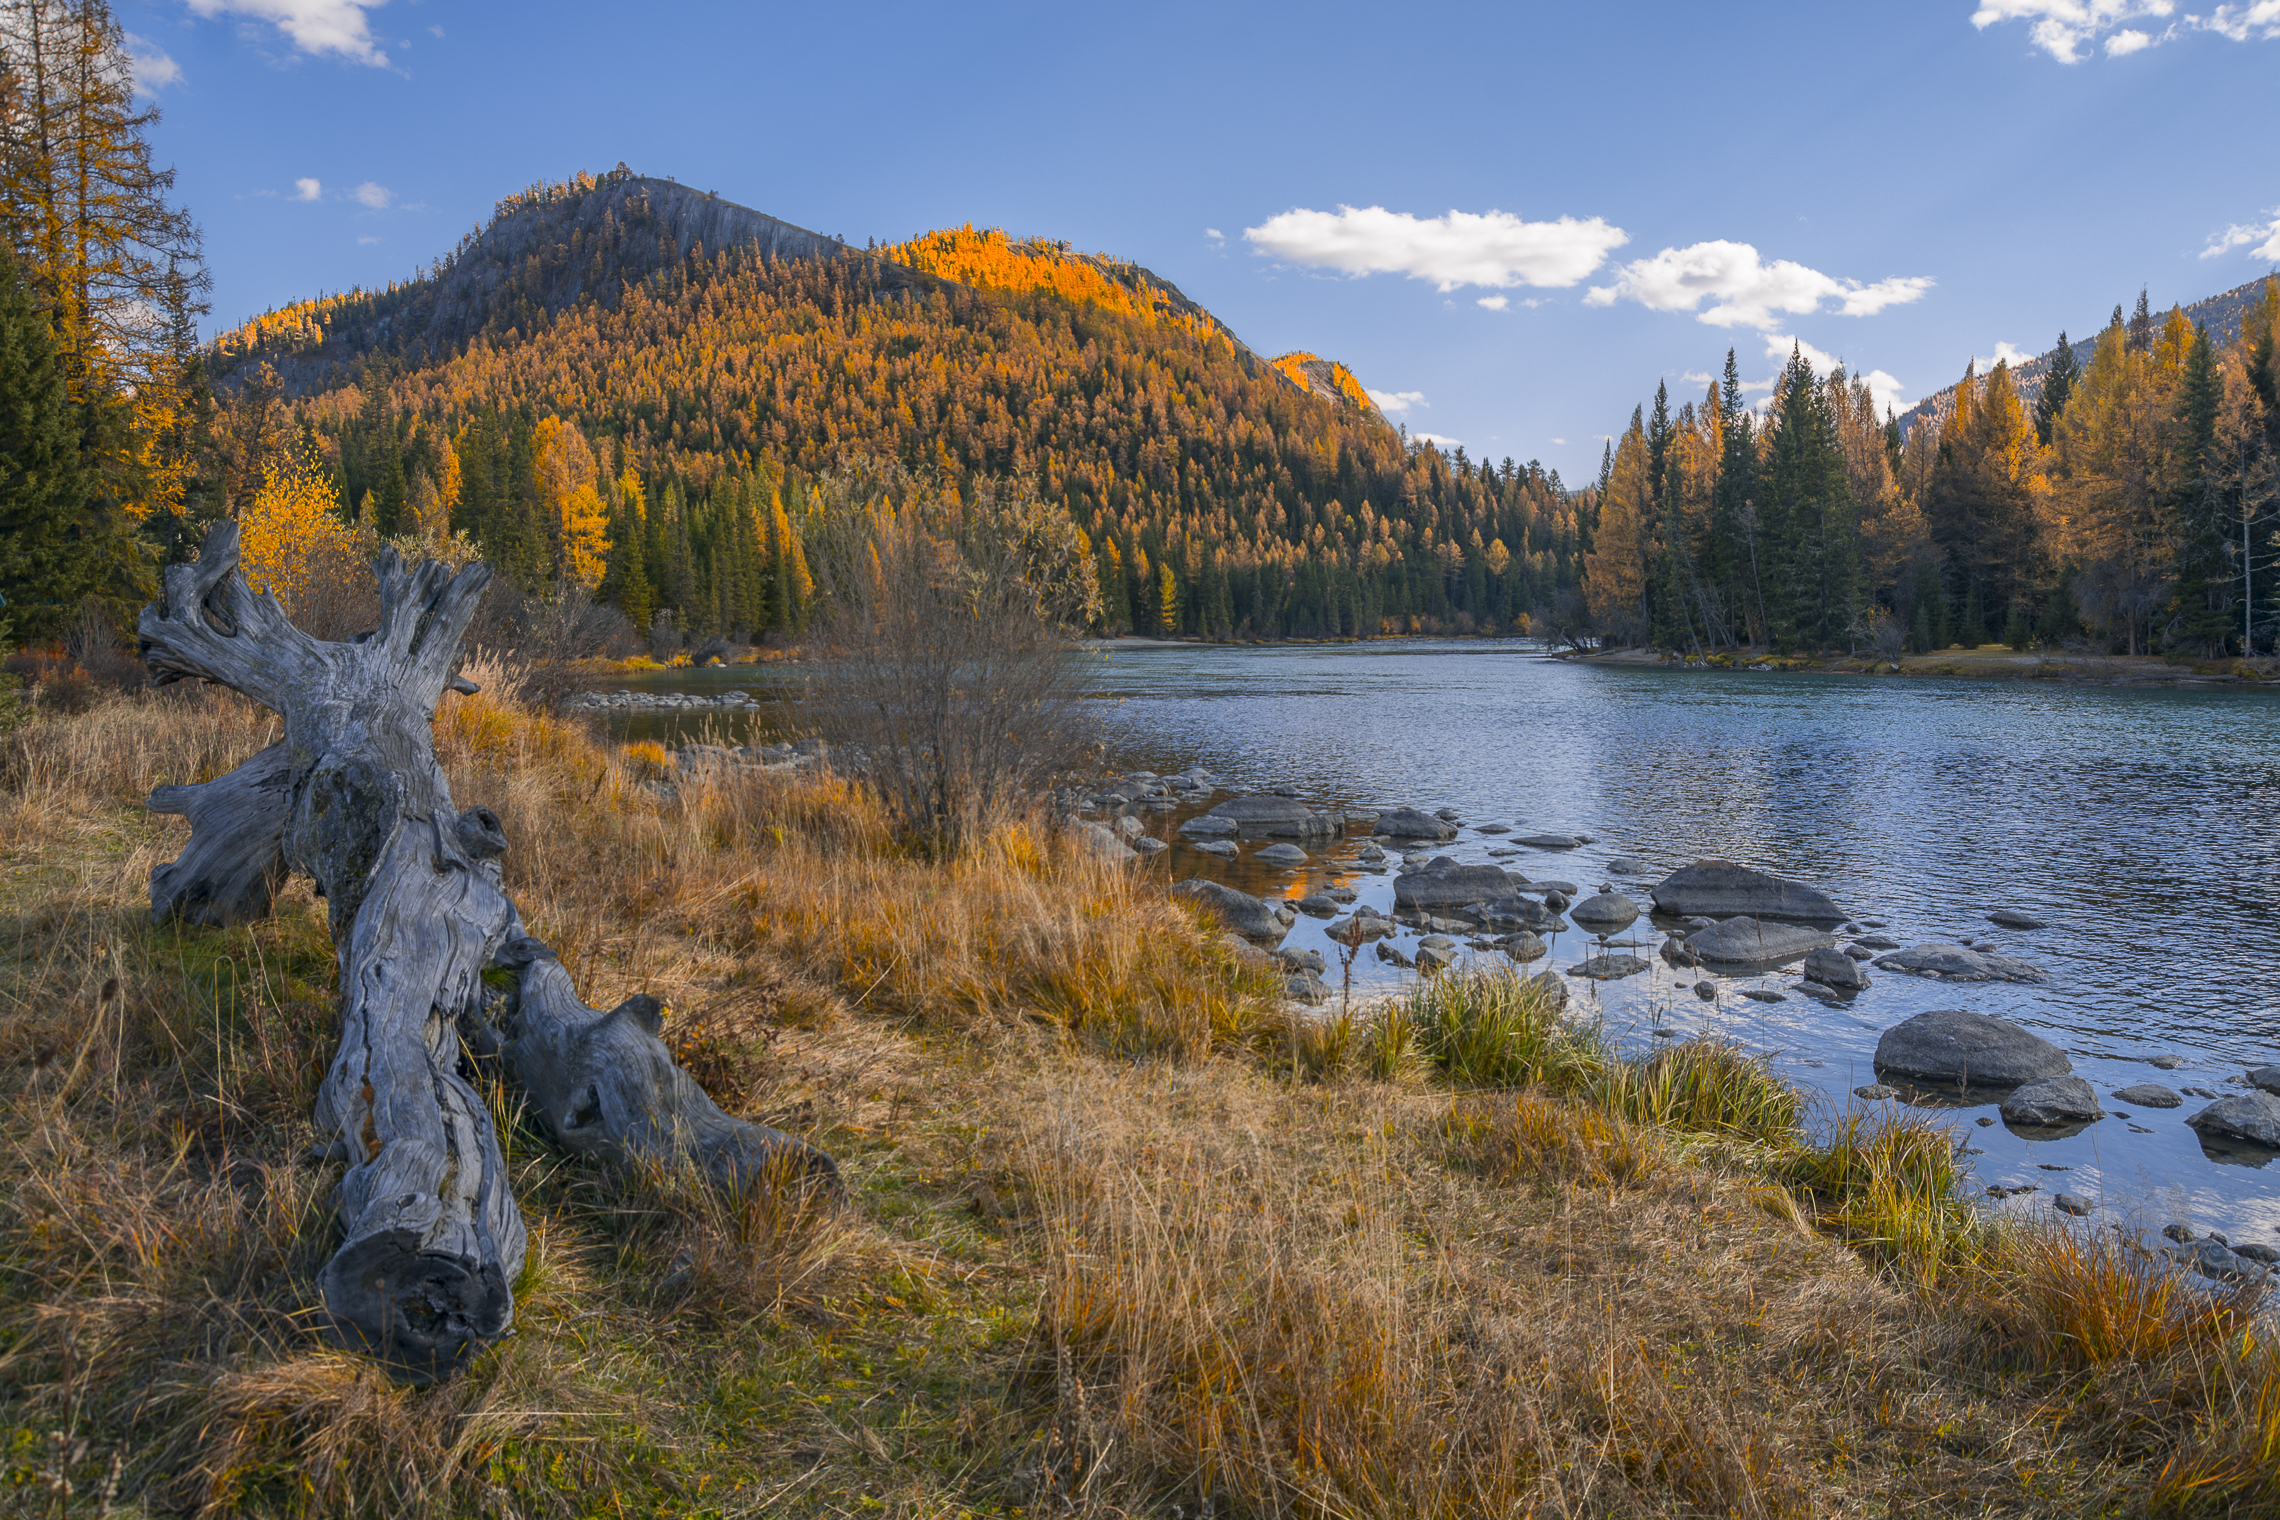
<box><xmin>207</xmin><ymin>168</ymin><xmax>1585</xmax><ymax>645</ymax></box>
<box><xmin>1580</xmin><ymin>280</ymin><xmax>2280</xmax><ymax>658</ymax></box>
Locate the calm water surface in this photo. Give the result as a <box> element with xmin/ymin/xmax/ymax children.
<box><xmin>600</xmin><ymin>642</ymin><xmax>2280</xmax><ymax>1240</ymax></box>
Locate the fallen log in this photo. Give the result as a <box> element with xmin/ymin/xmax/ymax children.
<box><xmin>138</xmin><ymin>523</ymin><xmax>835</xmax><ymax>1383</ymax></box>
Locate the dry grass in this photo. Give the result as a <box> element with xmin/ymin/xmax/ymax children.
<box><xmin>3</xmin><ymin>682</ymin><xmax>2278</xmax><ymax>1517</ymax></box>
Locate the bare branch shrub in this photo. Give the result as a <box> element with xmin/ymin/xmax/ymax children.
<box><xmin>807</xmin><ymin>460</ymin><xmax>1102</xmax><ymax>858</ymax></box>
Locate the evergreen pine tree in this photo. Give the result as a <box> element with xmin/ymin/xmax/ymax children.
<box><xmin>2033</xmin><ymin>331</ymin><xmax>2078</xmax><ymax>447</ymax></box>
<box><xmin>0</xmin><ymin>251</ymin><xmax>91</xmax><ymax>639</ymax></box>
<box><xmin>2163</xmin><ymin>324</ymin><xmax>2230</xmax><ymax>653</ymax></box>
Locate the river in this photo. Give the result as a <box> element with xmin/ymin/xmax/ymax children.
<box><xmin>590</xmin><ymin>640</ymin><xmax>2280</xmax><ymax>1242</ymax></box>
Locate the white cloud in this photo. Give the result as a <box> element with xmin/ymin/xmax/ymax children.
<box><xmin>293</xmin><ymin>176</ymin><xmax>322</xmax><ymax>201</ymax></box>
<box><xmin>2203</xmin><ymin>209</ymin><xmax>2280</xmax><ymax>261</ymax></box>
<box><xmin>1412</xmin><ymin>432</ymin><xmax>1463</xmax><ymax>448</ymax></box>
<box><xmin>186</xmin><ymin>0</ymin><xmax>392</xmax><ymax>66</ymax></box>
<box><xmin>2197</xmin><ymin>0</ymin><xmax>2280</xmax><ymax>40</ymax></box>
<box><xmin>1983</xmin><ymin>339</ymin><xmax>2035</xmax><ymax>367</ymax></box>
<box><xmin>1242</xmin><ymin>204</ymin><xmax>1629</xmax><ymax>291</ymax></box>
<box><xmin>352</xmin><ymin>180</ymin><xmax>392</xmax><ymax>209</ymax></box>
<box><xmin>1971</xmin><ymin>0</ymin><xmax>2280</xmax><ymax>60</ymax></box>
<box><xmin>124</xmin><ymin>34</ymin><xmax>182</xmax><ymax>93</ymax></box>
<box><xmin>1679</xmin><ymin>370</ymin><xmax>1714</xmax><ymax>385</ymax></box>
<box><xmin>1586</xmin><ymin>239</ymin><xmax>1931</xmax><ymax>330</ymax></box>
<box><xmin>426</xmin><ymin>23</ymin><xmax>443</xmax><ymax>37</ymax></box>
<box><xmin>1368</xmin><ymin>389</ymin><xmax>1428</xmax><ymax>415</ymax></box>
<box><xmin>1476</xmin><ymin>294</ymin><xmax>1509</xmax><ymax>310</ymax></box>
<box><xmin>1550</xmin><ymin>437</ymin><xmax>1567</xmax><ymax>445</ymax></box>
<box><xmin>357</xmin><ymin>235</ymin><xmax>381</xmax><ymax>245</ymax></box>
<box><xmin>1204</xmin><ymin>227</ymin><xmax>1224</xmax><ymax>241</ymax></box>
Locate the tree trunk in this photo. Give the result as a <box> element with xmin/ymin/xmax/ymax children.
<box><xmin>137</xmin><ymin>524</ymin><xmax>835</xmax><ymax>1383</ymax></box>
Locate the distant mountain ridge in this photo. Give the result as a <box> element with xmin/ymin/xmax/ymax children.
<box><xmin>210</xmin><ymin>167</ymin><xmax>1385</xmax><ymax>427</ymax></box>
<box><xmin>1895</xmin><ymin>273</ymin><xmax>2279</xmax><ymax>437</ymax></box>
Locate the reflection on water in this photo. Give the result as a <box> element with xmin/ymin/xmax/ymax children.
<box><xmin>591</xmin><ymin>642</ymin><xmax>2280</xmax><ymax>1239</ymax></box>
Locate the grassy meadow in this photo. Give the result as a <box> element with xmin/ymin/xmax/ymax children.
<box><xmin>1</xmin><ymin>670</ymin><xmax>2276</xmax><ymax>1518</ymax></box>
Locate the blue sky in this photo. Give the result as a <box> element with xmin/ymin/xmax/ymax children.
<box><xmin>123</xmin><ymin>0</ymin><xmax>2280</xmax><ymax>483</ymax></box>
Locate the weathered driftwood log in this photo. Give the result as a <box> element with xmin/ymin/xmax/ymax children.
<box><xmin>138</xmin><ymin>523</ymin><xmax>835</xmax><ymax>1382</ymax></box>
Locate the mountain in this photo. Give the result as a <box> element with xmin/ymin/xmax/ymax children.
<box><xmin>1895</xmin><ymin>273</ymin><xmax>2278</xmax><ymax>437</ymax></box>
<box><xmin>209</xmin><ymin>168</ymin><xmax>1583</xmax><ymax>642</ymax></box>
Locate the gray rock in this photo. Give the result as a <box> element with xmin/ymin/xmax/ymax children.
<box><xmin>2054</xmin><ymin>1193</ymin><xmax>2093</xmax><ymax>1217</ymax></box>
<box><xmin>1272</xmin><ymin>783</ymin><xmax>1300</xmax><ymax>797</ymax></box>
<box><xmin>1739</xmin><ymin>988</ymin><xmax>1785</xmax><ymax>1003</ymax></box>
<box><xmin>1694</xmin><ymin>981</ymin><xmax>1717</xmax><ymax>1000</ymax></box>
<box><xmin>1434</xmin><ymin>806</ymin><xmax>1463</xmax><ymax>821</ymax></box>
<box><xmin>1605</xmin><ymin>855</ymin><xmax>1648</xmax><ymax>875</ymax></box>
<box><xmin>2235</xmin><ymin>1243</ymin><xmax>2280</xmax><ymax>1265</ymax></box>
<box><xmin>1473</xmin><ymin>822</ymin><xmax>1512</xmax><ymax>835</ymax></box>
<box><xmin>1417</xmin><ymin>935</ymin><xmax>1457</xmax><ymax>951</ymax></box>
<box><xmin>2163</xmin><ymin>1237</ymin><xmax>2272</xmax><ymax>1284</ymax></box>
<box><xmin>1284</xmin><ymin>973</ymin><xmax>1331</xmax><ymax>1005</ymax></box>
<box><xmin>1542</xmin><ymin>889</ymin><xmax>1571</xmax><ymax>912</ymax></box>
<box><xmin>1114</xmin><ymin>815</ymin><xmax>1143</xmax><ymax>838</ymax></box>
<box><xmin>1569</xmin><ymin>954</ymin><xmax>1651</xmax><ymax>981</ymax></box>
<box><xmin>1842</xmin><ymin>944</ymin><xmax>1876</xmax><ymax>960</ymax></box>
<box><xmin>1872</xmin><ymin>942</ymin><xmax>2047</xmax><ymax>983</ymax></box>
<box><xmin>2185</xmin><ymin>1092</ymin><xmax>2280</xmax><ymax>1149</ymax></box>
<box><xmin>1649</xmin><ymin>860</ymin><xmax>1843</xmax><ymax>922</ymax></box>
<box><xmin>2110</xmin><ymin>1083</ymin><xmax>2183</xmax><ymax>1109</ymax></box>
<box><xmin>1376</xmin><ymin>941</ymin><xmax>1415</xmax><ymax>969</ymax></box>
<box><xmin>1295</xmin><ymin>893</ymin><xmax>1341</xmax><ymax>918</ymax></box>
<box><xmin>1376</xmin><ymin>807</ymin><xmax>1459</xmax><ymax>840</ymax></box>
<box><xmin>2247</xmin><ymin>1066</ymin><xmax>2280</xmax><ymax>1096</ymax></box>
<box><xmin>1356</xmin><ymin>844</ymin><xmax>1387</xmax><ymax>863</ymax></box>
<box><xmin>1989</xmin><ymin>908</ymin><xmax>2049</xmax><ymax>930</ymax></box>
<box><xmin>1170</xmin><ymin>879</ymin><xmax>1286</xmax><ymax>943</ymax></box>
<box><xmin>2147</xmin><ymin>1053</ymin><xmax>2185</xmax><ymax>1070</ymax></box>
<box><xmin>1192</xmin><ymin>839</ymin><xmax>1238</xmax><ymax>858</ymax></box>
<box><xmin>1326</xmin><ymin>886</ymin><xmax>1357</xmax><ymax>903</ymax></box>
<box><xmin>1854</xmin><ymin>1084</ymin><xmax>1898</xmax><ymax>1100</ymax></box>
<box><xmin>1325</xmin><ymin>915</ymin><xmax>1391</xmax><ymax>944</ymax></box>
<box><xmin>1275</xmin><ymin>946</ymin><xmax>1327</xmax><ymax>975</ymax></box>
<box><xmin>1515</xmin><ymin>834</ymin><xmax>1583</xmax><ymax>850</ymax></box>
<box><xmin>1393</xmin><ymin>857</ymin><xmax>1525</xmax><ymax>917</ymax></box>
<box><xmin>1500</xmin><ymin>930</ymin><xmax>1549</xmax><ymax>963</ymax></box>
<box><xmin>2162</xmin><ymin>1223</ymin><xmax>2197</xmax><ymax>1244</ymax></box>
<box><xmin>1514</xmin><ymin>878</ymin><xmax>1576</xmax><ymax>896</ymax></box>
<box><xmin>1685</xmin><ymin>917</ymin><xmax>1838</xmax><ymax>967</ymax></box>
<box><xmin>1131</xmin><ymin>836</ymin><xmax>1167</xmax><ymax>856</ymax></box>
<box><xmin>1525</xmin><ymin>971</ymin><xmax>1569</xmax><ymax>1010</ymax></box>
<box><xmin>1074</xmin><ymin>823</ymin><xmax>1137</xmax><ymax>861</ymax></box>
<box><xmin>1415</xmin><ymin>944</ymin><xmax>1457</xmax><ymax>974</ymax></box>
<box><xmin>1178</xmin><ymin>814</ymin><xmax>1240</xmax><ymax>837</ymax></box>
<box><xmin>2001</xmin><ymin>1075</ymin><xmax>2103</xmax><ymax>1127</ymax></box>
<box><xmin>1253</xmin><ymin>842</ymin><xmax>1308</xmax><ymax>866</ymax></box>
<box><xmin>1802</xmin><ymin>945</ymin><xmax>1870</xmax><ymax>990</ymax></box>
<box><xmin>1873</xmin><ymin>1009</ymin><xmax>2071</xmax><ymax>1087</ymax></box>
<box><xmin>1202</xmin><ymin>794</ymin><xmax>1338</xmax><ymax>839</ymax></box>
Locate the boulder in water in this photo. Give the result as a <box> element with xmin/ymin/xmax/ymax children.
<box><xmin>1873</xmin><ymin>1009</ymin><xmax>2070</xmax><ymax>1087</ymax></box>
<box><xmin>1295</xmin><ymin>893</ymin><xmax>1341</xmax><ymax>918</ymax></box>
<box><xmin>1525</xmin><ymin>971</ymin><xmax>1568</xmax><ymax>1011</ymax></box>
<box><xmin>1393</xmin><ymin>857</ymin><xmax>1523</xmax><ymax>916</ymax></box>
<box><xmin>1500</xmin><ymin>930</ymin><xmax>1549</xmax><ymax>963</ymax></box>
<box><xmin>1515</xmin><ymin>833</ymin><xmax>1583</xmax><ymax>850</ymax></box>
<box><xmin>1605</xmin><ymin>855</ymin><xmax>1648</xmax><ymax>875</ymax></box>
<box><xmin>1253</xmin><ymin>842</ymin><xmax>1307</xmax><ymax>866</ymax></box>
<box><xmin>1989</xmin><ymin>908</ymin><xmax>2049</xmax><ymax>930</ymax></box>
<box><xmin>2110</xmin><ymin>1083</ymin><xmax>2183</xmax><ymax>1109</ymax></box>
<box><xmin>1685</xmin><ymin>917</ymin><xmax>1837</xmax><ymax>967</ymax></box>
<box><xmin>1171</xmin><ymin>879</ymin><xmax>1287</xmax><ymax>943</ymax></box>
<box><xmin>1802</xmin><ymin>945</ymin><xmax>1870</xmax><ymax>990</ymax></box>
<box><xmin>1192</xmin><ymin>839</ymin><xmax>1237</xmax><ymax>858</ymax></box>
<box><xmin>2185</xmin><ymin>1092</ymin><xmax>2280</xmax><ymax>1149</ymax></box>
<box><xmin>2000</xmin><ymin>1076</ymin><xmax>2103</xmax><ymax>1127</ymax></box>
<box><xmin>1376</xmin><ymin>807</ymin><xmax>1459</xmax><ymax>840</ymax></box>
<box><xmin>1569</xmin><ymin>892</ymin><xmax>1638</xmax><ymax>931</ymax></box>
<box><xmin>1178</xmin><ymin>814</ymin><xmax>1239</xmax><ymax>838</ymax></box>
<box><xmin>1873</xmin><ymin>943</ymin><xmax>2046</xmax><ymax>983</ymax></box>
<box><xmin>2247</xmin><ymin>1066</ymin><xmax>2280</xmax><ymax>1096</ymax></box>
<box><xmin>1202</xmin><ymin>794</ymin><xmax>1339</xmax><ymax>839</ymax></box>
<box><xmin>1569</xmin><ymin>954</ymin><xmax>1650</xmax><ymax>981</ymax></box>
<box><xmin>1650</xmin><ymin>860</ymin><xmax>1843</xmax><ymax>922</ymax></box>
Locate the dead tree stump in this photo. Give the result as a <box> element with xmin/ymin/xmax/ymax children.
<box><xmin>138</xmin><ymin>524</ymin><xmax>835</xmax><ymax>1383</ymax></box>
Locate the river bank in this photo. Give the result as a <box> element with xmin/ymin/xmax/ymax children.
<box><xmin>1569</xmin><ymin>643</ymin><xmax>2279</xmax><ymax>686</ymax></box>
<box><xmin>7</xmin><ymin>682</ymin><xmax>2280</xmax><ymax>1514</ymax></box>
